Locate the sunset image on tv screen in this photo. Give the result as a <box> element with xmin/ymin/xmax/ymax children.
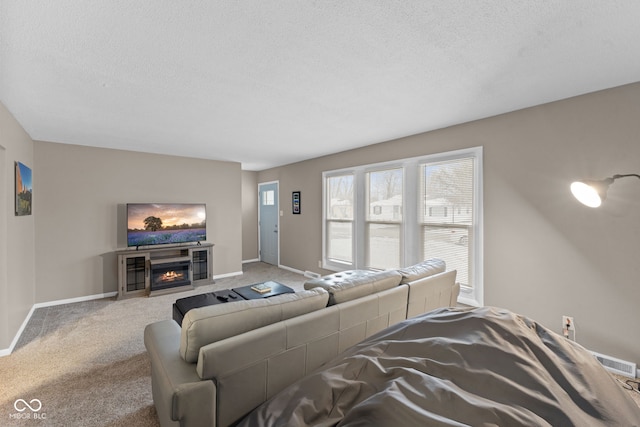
<box><xmin>127</xmin><ymin>203</ymin><xmax>206</xmax><ymax>247</ymax></box>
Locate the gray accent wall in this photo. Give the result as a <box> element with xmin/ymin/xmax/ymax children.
<box><xmin>257</xmin><ymin>82</ymin><xmax>640</xmax><ymax>367</ymax></box>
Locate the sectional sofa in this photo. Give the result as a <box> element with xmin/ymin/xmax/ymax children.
<box><xmin>144</xmin><ymin>259</ymin><xmax>459</xmax><ymax>427</ymax></box>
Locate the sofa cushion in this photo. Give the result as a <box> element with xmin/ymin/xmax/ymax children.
<box><xmin>398</xmin><ymin>258</ymin><xmax>446</xmax><ymax>284</ymax></box>
<box><xmin>180</xmin><ymin>288</ymin><xmax>329</xmax><ymax>363</ymax></box>
<box><xmin>304</xmin><ymin>270</ymin><xmax>402</xmax><ymax>305</ymax></box>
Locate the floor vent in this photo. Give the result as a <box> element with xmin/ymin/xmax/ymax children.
<box><xmin>591</xmin><ymin>351</ymin><xmax>637</xmax><ymax>378</ymax></box>
<box><xmin>304</xmin><ymin>271</ymin><xmax>321</xmax><ymax>279</ymax></box>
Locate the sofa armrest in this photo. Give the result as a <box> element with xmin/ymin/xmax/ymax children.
<box><xmin>144</xmin><ymin>320</ymin><xmax>216</xmax><ymax>427</ymax></box>
<box><xmin>405</xmin><ymin>269</ymin><xmax>458</xmax><ymax>318</ymax></box>
<box><xmin>173</xmin><ymin>381</ymin><xmax>216</xmax><ymax>427</ymax></box>
<box><xmin>451</xmin><ymin>281</ymin><xmax>461</xmax><ymax>306</ymax></box>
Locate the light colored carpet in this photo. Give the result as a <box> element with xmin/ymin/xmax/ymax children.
<box><xmin>0</xmin><ymin>262</ymin><xmax>307</xmax><ymax>427</ymax></box>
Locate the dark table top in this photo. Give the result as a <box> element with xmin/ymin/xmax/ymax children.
<box><xmin>232</xmin><ymin>281</ymin><xmax>294</xmax><ymax>300</ymax></box>
<box><xmin>174</xmin><ymin>289</ymin><xmax>241</xmax><ymax>313</ymax></box>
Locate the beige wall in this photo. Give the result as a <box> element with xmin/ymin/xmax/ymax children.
<box><xmin>0</xmin><ymin>102</ymin><xmax>36</xmax><ymax>351</ymax></box>
<box><xmin>257</xmin><ymin>82</ymin><xmax>640</xmax><ymax>366</ymax></box>
<box><xmin>33</xmin><ymin>142</ymin><xmax>243</xmax><ymax>303</ymax></box>
<box><xmin>241</xmin><ymin>171</ymin><xmax>259</xmax><ymax>261</ymax></box>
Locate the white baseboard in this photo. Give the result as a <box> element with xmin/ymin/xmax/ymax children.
<box><xmin>242</xmin><ymin>258</ymin><xmax>260</xmax><ymax>264</ymax></box>
<box><xmin>33</xmin><ymin>291</ymin><xmax>118</xmax><ymax>309</ymax></box>
<box><xmin>278</xmin><ymin>264</ymin><xmax>305</xmax><ymax>276</ymax></box>
<box><xmin>0</xmin><ymin>305</ymin><xmax>37</xmax><ymax>357</ymax></box>
<box><xmin>0</xmin><ymin>291</ymin><xmax>118</xmax><ymax>358</ymax></box>
<box><xmin>213</xmin><ymin>270</ymin><xmax>243</xmax><ymax>280</ymax></box>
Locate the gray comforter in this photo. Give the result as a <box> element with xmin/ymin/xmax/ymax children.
<box><xmin>239</xmin><ymin>306</ymin><xmax>640</xmax><ymax>426</ymax></box>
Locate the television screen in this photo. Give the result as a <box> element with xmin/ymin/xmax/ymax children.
<box><xmin>127</xmin><ymin>203</ymin><xmax>206</xmax><ymax>247</ymax></box>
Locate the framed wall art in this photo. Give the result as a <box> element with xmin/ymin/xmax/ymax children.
<box><xmin>15</xmin><ymin>161</ymin><xmax>32</xmax><ymax>216</ymax></box>
<box><xmin>292</xmin><ymin>191</ymin><xmax>301</xmax><ymax>214</ymax></box>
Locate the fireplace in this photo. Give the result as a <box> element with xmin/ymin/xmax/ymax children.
<box><xmin>150</xmin><ymin>259</ymin><xmax>191</xmax><ymax>292</ymax></box>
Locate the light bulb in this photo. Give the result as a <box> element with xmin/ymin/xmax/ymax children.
<box><xmin>570</xmin><ymin>181</ymin><xmax>602</xmax><ymax>208</ymax></box>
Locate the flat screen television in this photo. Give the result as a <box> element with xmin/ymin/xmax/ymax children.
<box><xmin>127</xmin><ymin>203</ymin><xmax>206</xmax><ymax>247</ymax></box>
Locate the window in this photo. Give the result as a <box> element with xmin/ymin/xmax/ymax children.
<box><xmin>262</xmin><ymin>190</ymin><xmax>275</xmax><ymax>206</ymax></box>
<box><xmin>323</xmin><ymin>147</ymin><xmax>483</xmax><ymax>306</ymax></box>
<box><xmin>420</xmin><ymin>157</ymin><xmax>473</xmax><ymax>290</ymax></box>
<box><xmin>325</xmin><ymin>173</ymin><xmax>354</xmax><ymax>266</ymax></box>
<box><xmin>366</xmin><ymin>168</ymin><xmax>403</xmax><ymax>269</ymax></box>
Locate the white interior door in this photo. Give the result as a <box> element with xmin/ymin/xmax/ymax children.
<box><xmin>259</xmin><ymin>182</ymin><xmax>279</xmax><ymax>265</ymax></box>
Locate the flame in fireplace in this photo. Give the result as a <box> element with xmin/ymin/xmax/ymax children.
<box><xmin>161</xmin><ymin>271</ymin><xmax>184</xmax><ymax>282</ymax></box>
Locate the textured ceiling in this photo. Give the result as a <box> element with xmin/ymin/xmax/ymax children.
<box><xmin>1</xmin><ymin>1</ymin><xmax>640</xmax><ymax>170</ymax></box>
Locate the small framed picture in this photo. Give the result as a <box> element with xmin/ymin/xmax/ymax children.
<box><xmin>15</xmin><ymin>161</ymin><xmax>32</xmax><ymax>216</ymax></box>
<box><xmin>292</xmin><ymin>191</ymin><xmax>301</xmax><ymax>214</ymax></box>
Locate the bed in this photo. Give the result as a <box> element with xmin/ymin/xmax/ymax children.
<box><xmin>238</xmin><ymin>306</ymin><xmax>640</xmax><ymax>426</ymax></box>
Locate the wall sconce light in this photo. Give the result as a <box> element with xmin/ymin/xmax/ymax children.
<box><xmin>571</xmin><ymin>174</ymin><xmax>640</xmax><ymax>208</ymax></box>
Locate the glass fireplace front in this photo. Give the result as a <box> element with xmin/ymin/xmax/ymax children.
<box><xmin>150</xmin><ymin>260</ymin><xmax>191</xmax><ymax>291</ymax></box>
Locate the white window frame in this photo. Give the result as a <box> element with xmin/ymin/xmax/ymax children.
<box><xmin>323</xmin><ymin>170</ymin><xmax>357</xmax><ymax>269</ymax></box>
<box><xmin>364</xmin><ymin>165</ymin><xmax>405</xmax><ymax>270</ymax></box>
<box><xmin>416</xmin><ymin>148</ymin><xmax>483</xmax><ymax>307</ymax></box>
<box><xmin>322</xmin><ymin>147</ymin><xmax>483</xmax><ymax>306</ymax></box>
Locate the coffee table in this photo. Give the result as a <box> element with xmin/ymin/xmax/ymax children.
<box><xmin>232</xmin><ymin>281</ymin><xmax>295</xmax><ymax>300</ymax></box>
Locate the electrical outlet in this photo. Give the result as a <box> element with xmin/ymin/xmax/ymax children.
<box><xmin>562</xmin><ymin>316</ymin><xmax>575</xmax><ymax>341</ymax></box>
<box><xmin>318</xmin><ymin>260</ymin><xmax>322</xmax><ymax>268</ymax></box>
<box><xmin>562</xmin><ymin>316</ymin><xmax>574</xmax><ymax>331</ymax></box>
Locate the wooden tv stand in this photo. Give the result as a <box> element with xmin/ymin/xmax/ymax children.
<box><xmin>116</xmin><ymin>243</ymin><xmax>214</xmax><ymax>299</ymax></box>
